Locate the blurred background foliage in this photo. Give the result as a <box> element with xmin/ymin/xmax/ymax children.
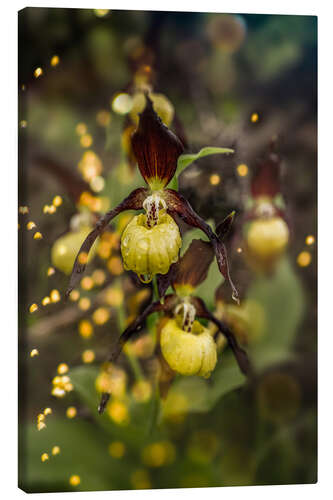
<box><xmin>18</xmin><ymin>8</ymin><xmax>317</xmax><ymax>492</ymax></box>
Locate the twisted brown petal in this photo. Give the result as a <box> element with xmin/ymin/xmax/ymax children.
<box><xmin>131</xmin><ymin>94</ymin><xmax>184</xmax><ymax>188</ymax></box>
<box><xmin>164</xmin><ymin>189</ymin><xmax>240</xmax><ymax>303</ymax></box>
<box><xmin>66</xmin><ymin>187</ymin><xmax>148</xmax><ymax>297</ymax></box>
<box><xmin>191</xmin><ymin>296</ymin><xmax>252</xmax><ymax>377</ymax></box>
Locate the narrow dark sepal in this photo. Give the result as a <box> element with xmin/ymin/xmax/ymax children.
<box><xmin>131</xmin><ymin>94</ymin><xmax>184</xmax><ymax>187</ymax></box>
<box><xmin>157</xmin><ymin>264</ymin><xmax>177</xmax><ymax>299</ymax></box>
<box><xmin>165</xmin><ymin>189</ymin><xmax>240</xmax><ymax>303</ymax></box>
<box><xmin>216</xmin><ymin>211</ymin><xmax>236</xmax><ymax>240</ymax></box>
<box><xmin>192</xmin><ymin>296</ymin><xmax>253</xmax><ymax>378</ymax></box>
<box><xmin>98</xmin><ymin>393</ymin><xmax>110</xmax><ymax>415</ymax></box>
<box><xmin>66</xmin><ymin>187</ymin><xmax>148</xmax><ymax>297</ymax></box>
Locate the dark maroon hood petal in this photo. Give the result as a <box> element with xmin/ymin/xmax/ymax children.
<box><xmin>66</xmin><ymin>187</ymin><xmax>148</xmax><ymax>297</ymax></box>
<box><xmin>131</xmin><ymin>94</ymin><xmax>184</xmax><ymax>188</ymax></box>
<box><xmin>164</xmin><ymin>189</ymin><xmax>240</xmax><ymax>303</ymax></box>
<box><xmin>172</xmin><ymin>239</ymin><xmax>214</xmax><ymax>290</ymax></box>
<box><xmin>251</xmin><ymin>151</ymin><xmax>281</xmax><ymax>199</ymax></box>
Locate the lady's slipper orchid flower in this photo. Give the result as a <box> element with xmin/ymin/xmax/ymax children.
<box><xmin>66</xmin><ymin>94</ymin><xmax>238</xmax><ymax>303</ymax></box>
<box><xmin>98</xmin><ymin>237</ymin><xmax>251</xmax><ymax>414</ymax></box>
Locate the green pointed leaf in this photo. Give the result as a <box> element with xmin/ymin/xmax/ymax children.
<box><xmin>176</xmin><ymin>147</ymin><xmax>234</xmax><ymax>178</ymax></box>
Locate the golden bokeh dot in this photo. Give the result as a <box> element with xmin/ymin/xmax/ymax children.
<box><xmin>42</xmin><ymin>296</ymin><xmax>51</xmax><ymax>306</ymax></box>
<box><xmin>107</xmin><ymin>256</ymin><xmax>123</xmax><ymax>275</ymax></box>
<box><xmin>69</xmin><ymin>289</ymin><xmax>80</xmax><ymax>302</ymax></box>
<box><xmin>78</xmin><ymin>319</ymin><xmax>93</xmax><ymax>338</ymax></box>
<box><xmin>30</xmin><ymin>348</ymin><xmax>39</xmax><ymax>357</ymax></box>
<box><xmin>251</xmin><ymin>112</ymin><xmax>259</xmax><ymax>123</ymax></box>
<box><xmin>29</xmin><ymin>303</ymin><xmax>38</xmax><ymax>313</ymax></box>
<box><xmin>20</xmin><ymin>120</ymin><xmax>27</xmax><ymax>128</ymax></box>
<box><xmin>209</xmin><ymin>174</ymin><xmax>221</xmax><ymax>186</ymax></box>
<box><xmin>82</xmin><ymin>349</ymin><xmax>95</xmax><ymax>364</ymax></box>
<box><xmin>27</xmin><ymin>221</ymin><xmax>36</xmax><ymax>230</ymax></box>
<box><xmin>50</xmin><ymin>55</ymin><xmax>60</xmax><ymax>67</ymax></box>
<box><xmin>57</xmin><ymin>363</ymin><xmax>69</xmax><ymax>375</ymax></box>
<box><xmin>33</xmin><ymin>231</ymin><xmax>43</xmax><ymax>240</ymax></box>
<box><xmin>34</xmin><ymin>67</ymin><xmax>43</xmax><ymax>78</ymax></box>
<box><xmin>44</xmin><ymin>407</ymin><xmax>52</xmax><ymax>416</ymax></box>
<box><xmin>78</xmin><ymin>252</ymin><xmax>88</xmax><ymax>265</ymax></box>
<box><xmin>69</xmin><ymin>475</ymin><xmax>81</xmax><ymax>486</ymax></box>
<box><xmin>297</xmin><ymin>251</ymin><xmax>312</xmax><ymax>267</ymax></box>
<box><xmin>76</xmin><ymin>123</ymin><xmax>87</xmax><ymax>136</ymax></box>
<box><xmin>80</xmin><ymin>134</ymin><xmax>93</xmax><ymax>148</ymax></box>
<box><xmin>94</xmin><ymin>9</ymin><xmax>109</xmax><ymax>17</ymax></box>
<box><xmin>41</xmin><ymin>453</ymin><xmax>49</xmax><ymax>462</ymax></box>
<box><xmin>237</xmin><ymin>164</ymin><xmax>248</xmax><ymax>177</ymax></box>
<box><xmin>50</xmin><ymin>289</ymin><xmax>61</xmax><ymax>303</ymax></box>
<box><xmin>47</xmin><ymin>267</ymin><xmax>55</xmax><ymax>276</ymax></box>
<box><xmin>81</xmin><ymin>276</ymin><xmax>94</xmax><ymax>291</ymax></box>
<box><xmin>90</xmin><ymin>176</ymin><xmax>105</xmax><ymax>193</ymax></box>
<box><xmin>78</xmin><ymin>297</ymin><xmax>91</xmax><ymax>311</ymax></box>
<box><xmin>52</xmin><ymin>445</ymin><xmax>60</xmax><ymax>455</ymax></box>
<box><xmin>104</xmin><ymin>287</ymin><xmax>124</xmax><ymax>307</ymax></box>
<box><xmin>66</xmin><ymin>406</ymin><xmax>77</xmax><ymax>419</ymax></box>
<box><xmin>19</xmin><ymin>206</ymin><xmax>29</xmax><ymax>214</ymax></box>
<box><xmin>53</xmin><ymin>195</ymin><xmax>63</xmax><ymax>207</ymax></box>
<box><xmin>305</xmin><ymin>235</ymin><xmax>315</xmax><ymax>246</ymax></box>
<box><xmin>92</xmin><ymin>269</ymin><xmax>106</xmax><ymax>286</ymax></box>
<box><xmin>92</xmin><ymin>307</ymin><xmax>110</xmax><ymax>325</ymax></box>
<box><xmin>107</xmin><ymin>400</ymin><xmax>129</xmax><ymax>425</ymax></box>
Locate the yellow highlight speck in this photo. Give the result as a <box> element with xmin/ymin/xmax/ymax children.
<box><xmin>96</xmin><ymin>110</ymin><xmax>111</xmax><ymax>127</ymax></box>
<box><xmin>78</xmin><ymin>319</ymin><xmax>93</xmax><ymax>338</ymax></box>
<box><xmin>80</xmin><ymin>134</ymin><xmax>93</xmax><ymax>148</ymax></box>
<box><xmin>42</xmin><ymin>296</ymin><xmax>51</xmax><ymax>306</ymax></box>
<box><xmin>50</xmin><ymin>289</ymin><xmax>61</xmax><ymax>303</ymax></box>
<box><xmin>27</xmin><ymin>221</ymin><xmax>36</xmax><ymax>230</ymax></box>
<box><xmin>92</xmin><ymin>307</ymin><xmax>110</xmax><ymax>325</ymax></box>
<box><xmin>29</xmin><ymin>303</ymin><xmax>38</xmax><ymax>313</ymax></box>
<box><xmin>66</xmin><ymin>406</ymin><xmax>77</xmax><ymax>419</ymax></box>
<box><xmin>69</xmin><ymin>475</ymin><xmax>81</xmax><ymax>486</ymax></box>
<box><xmin>69</xmin><ymin>289</ymin><xmax>80</xmax><ymax>302</ymax></box>
<box><xmin>237</xmin><ymin>164</ymin><xmax>248</xmax><ymax>177</ymax></box>
<box><xmin>19</xmin><ymin>206</ymin><xmax>29</xmax><ymax>214</ymax></box>
<box><xmin>41</xmin><ymin>453</ymin><xmax>49</xmax><ymax>462</ymax></box>
<box><xmin>33</xmin><ymin>232</ymin><xmax>43</xmax><ymax>240</ymax></box>
<box><xmin>251</xmin><ymin>112</ymin><xmax>259</xmax><ymax>123</ymax></box>
<box><xmin>57</xmin><ymin>363</ymin><xmax>69</xmax><ymax>375</ymax></box>
<box><xmin>47</xmin><ymin>267</ymin><xmax>55</xmax><ymax>276</ymax></box>
<box><xmin>53</xmin><ymin>195</ymin><xmax>63</xmax><ymax>207</ymax></box>
<box><xmin>37</xmin><ymin>421</ymin><xmax>46</xmax><ymax>431</ymax></box>
<box><xmin>50</xmin><ymin>55</ymin><xmax>60</xmax><ymax>67</ymax></box>
<box><xmin>44</xmin><ymin>407</ymin><xmax>52</xmax><ymax>415</ymax></box>
<box><xmin>209</xmin><ymin>174</ymin><xmax>221</xmax><ymax>186</ymax></box>
<box><xmin>81</xmin><ymin>276</ymin><xmax>94</xmax><ymax>290</ymax></box>
<box><xmin>82</xmin><ymin>349</ymin><xmax>95</xmax><ymax>364</ymax></box>
<box><xmin>20</xmin><ymin>120</ymin><xmax>27</xmax><ymax>128</ymax></box>
<box><xmin>94</xmin><ymin>9</ymin><xmax>109</xmax><ymax>17</ymax></box>
<box><xmin>92</xmin><ymin>269</ymin><xmax>106</xmax><ymax>286</ymax></box>
<box><xmin>306</xmin><ymin>235</ymin><xmax>315</xmax><ymax>246</ymax></box>
<box><xmin>90</xmin><ymin>176</ymin><xmax>105</xmax><ymax>193</ymax></box>
<box><xmin>76</xmin><ymin>123</ymin><xmax>87</xmax><ymax>136</ymax></box>
<box><xmin>297</xmin><ymin>251</ymin><xmax>312</xmax><ymax>267</ymax></box>
<box><xmin>78</xmin><ymin>252</ymin><xmax>88</xmax><ymax>265</ymax></box>
<box><xmin>34</xmin><ymin>67</ymin><xmax>43</xmax><ymax>78</ymax></box>
<box><xmin>78</xmin><ymin>297</ymin><xmax>91</xmax><ymax>311</ymax></box>
<box><xmin>30</xmin><ymin>348</ymin><xmax>39</xmax><ymax>357</ymax></box>
<box><xmin>52</xmin><ymin>445</ymin><xmax>60</xmax><ymax>455</ymax></box>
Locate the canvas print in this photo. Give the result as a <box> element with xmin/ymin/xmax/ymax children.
<box><xmin>18</xmin><ymin>8</ymin><xmax>317</xmax><ymax>492</ymax></box>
